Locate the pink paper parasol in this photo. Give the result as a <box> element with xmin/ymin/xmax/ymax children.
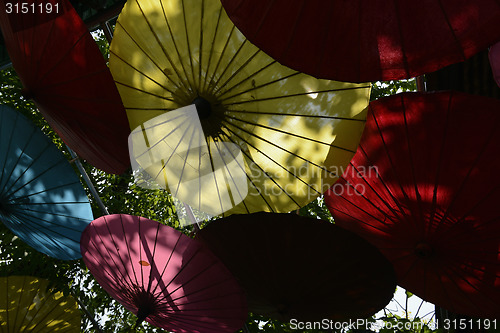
<box><xmin>80</xmin><ymin>214</ymin><xmax>247</xmax><ymax>333</ymax></box>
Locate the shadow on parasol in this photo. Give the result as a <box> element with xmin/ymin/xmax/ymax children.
<box><xmin>325</xmin><ymin>91</ymin><xmax>500</xmax><ymax>318</ymax></box>
<box><xmin>196</xmin><ymin>212</ymin><xmax>397</xmax><ymax>322</ymax></box>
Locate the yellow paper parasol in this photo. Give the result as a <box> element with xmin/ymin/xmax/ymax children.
<box><xmin>110</xmin><ymin>0</ymin><xmax>370</xmax><ymax>215</ymax></box>
<box><xmin>0</xmin><ymin>276</ymin><xmax>80</xmax><ymax>332</ymax></box>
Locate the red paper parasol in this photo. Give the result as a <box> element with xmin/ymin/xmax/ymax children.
<box><xmin>221</xmin><ymin>0</ymin><xmax>500</xmax><ymax>82</ymax></box>
<box><xmin>325</xmin><ymin>91</ymin><xmax>500</xmax><ymax>318</ymax></box>
<box><xmin>0</xmin><ymin>0</ymin><xmax>130</xmax><ymax>174</ymax></box>
<box><xmin>80</xmin><ymin>214</ymin><xmax>247</xmax><ymax>333</ymax></box>
<box><xmin>196</xmin><ymin>212</ymin><xmax>397</xmax><ymax>322</ymax></box>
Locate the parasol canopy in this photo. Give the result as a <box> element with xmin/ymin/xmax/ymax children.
<box><xmin>80</xmin><ymin>214</ymin><xmax>247</xmax><ymax>333</ymax></box>
<box><xmin>110</xmin><ymin>0</ymin><xmax>370</xmax><ymax>216</ymax></box>
<box><xmin>220</xmin><ymin>0</ymin><xmax>500</xmax><ymax>82</ymax></box>
<box><xmin>196</xmin><ymin>212</ymin><xmax>397</xmax><ymax>322</ymax></box>
<box><xmin>0</xmin><ymin>275</ymin><xmax>80</xmax><ymax>332</ymax></box>
<box><xmin>0</xmin><ymin>0</ymin><xmax>131</xmax><ymax>174</ymax></box>
<box><xmin>325</xmin><ymin>91</ymin><xmax>500</xmax><ymax>318</ymax></box>
<box><xmin>0</xmin><ymin>105</ymin><xmax>93</xmax><ymax>260</ymax></box>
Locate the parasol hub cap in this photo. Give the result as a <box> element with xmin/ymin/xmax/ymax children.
<box><xmin>414</xmin><ymin>242</ymin><xmax>433</xmax><ymax>259</ymax></box>
<box><xmin>193</xmin><ymin>96</ymin><xmax>212</xmax><ymax>119</ymax></box>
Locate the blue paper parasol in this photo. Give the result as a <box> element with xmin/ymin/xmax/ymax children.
<box><xmin>0</xmin><ymin>105</ymin><xmax>93</xmax><ymax>260</ymax></box>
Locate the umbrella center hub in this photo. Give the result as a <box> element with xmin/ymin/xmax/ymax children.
<box><xmin>193</xmin><ymin>96</ymin><xmax>212</xmax><ymax>119</ymax></box>
<box><xmin>414</xmin><ymin>242</ymin><xmax>433</xmax><ymax>259</ymax></box>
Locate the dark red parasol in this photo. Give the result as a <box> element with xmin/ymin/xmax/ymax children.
<box><xmin>196</xmin><ymin>212</ymin><xmax>397</xmax><ymax>322</ymax></box>
<box><xmin>80</xmin><ymin>214</ymin><xmax>247</xmax><ymax>333</ymax></box>
<box><xmin>221</xmin><ymin>0</ymin><xmax>500</xmax><ymax>82</ymax></box>
<box><xmin>325</xmin><ymin>91</ymin><xmax>500</xmax><ymax>318</ymax></box>
<box><xmin>0</xmin><ymin>0</ymin><xmax>130</xmax><ymax>174</ymax></box>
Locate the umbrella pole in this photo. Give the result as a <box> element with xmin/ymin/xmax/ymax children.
<box><xmin>183</xmin><ymin>202</ymin><xmax>201</xmax><ymax>232</ymax></box>
<box><xmin>73</xmin><ymin>293</ymin><xmax>105</xmax><ymax>333</ymax></box>
<box><xmin>67</xmin><ymin>146</ymin><xmax>110</xmax><ymax>216</ymax></box>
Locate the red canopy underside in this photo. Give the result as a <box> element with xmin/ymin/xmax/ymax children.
<box><xmin>0</xmin><ymin>0</ymin><xmax>130</xmax><ymax>174</ymax></box>
<box><xmin>222</xmin><ymin>0</ymin><xmax>500</xmax><ymax>82</ymax></box>
<box><xmin>325</xmin><ymin>91</ymin><xmax>500</xmax><ymax>318</ymax></box>
<box><xmin>196</xmin><ymin>212</ymin><xmax>397</xmax><ymax>322</ymax></box>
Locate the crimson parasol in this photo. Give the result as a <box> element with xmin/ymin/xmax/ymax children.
<box><xmin>325</xmin><ymin>91</ymin><xmax>500</xmax><ymax>318</ymax></box>
<box><xmin>196</xmin><ymin>212</ymin><xmax>397</xmax><ymax>322</ymax></box>
<box><xmin>221</xmin><ymin>0</ymin><xmax>500</xmax><ymax>82</ymax></box>
<box><xmin>0</xmin><ymin>0</ymin><xmax>130</xmax><ymax>174</ymax></box>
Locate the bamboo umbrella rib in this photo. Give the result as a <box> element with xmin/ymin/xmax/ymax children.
<box><xmin>180</xmin><ymin>0</ymin><xmax>197</xmax><ymax>92</ymax></box>
<box><xmin>219</xmin><ymin>122</ymin><xmax>309</xmax><ymax>204</ymax></box>
<box><xmin>224</xmin><ymin>114</ymin><xmax>357</xmax><ymax>153</ymax></box>
<box><xmin>201</xmin><ymin>3</ymin><xmax>224</xmax><ymax>93</ymax></box>
<box><xmin>435</xmin><ymin>127</ymin><xmax>498</xmax><ymax>237</ymax></box>
<box><xmin>401</xmin><ymin>97</ymin><xmax>425</xmax><ymax>226</ymax></box>
<box><xmin>436</xmin><ymin>0</ymin><xmax>467</xmax><ymax>61</ymax></box>
<box><xmin>225</xmin><ymin>109</ymin><xmax>367</xmax><ymax>121</ymax></box>
<box><xmin>9</xmin><ymin>216</ymin><xmax>80</xmax><ymax>254</ymax></box>
<box><xmin>214</xmin><ymin>59</ymin><xmax>277</xmax><ymax>98</ymax></box>
<box><xmin>0</xmin><ymin>123</ymin><xmax>39</xmax><ymax>194</ymax></box>
<box><xmin>110</xmin><ymin>52</ymin><xmax>182</xmax><ymax>102</ymax></box>
<box><xmin>426</xmin><ymin>96</ymin><xmax>452</xmax><ymax>232</ymax></box>
<box><xmin>355</xmin><ymin>145</ymin><xmax>416</xmax><ymax>224</ymax></box>
<box><xmin>222</xmin><ymin>86</ymin><xmax>370</xmax><ymax>106</ymax></box>
<box><xmin>221</xmin><ymin>117</ymin><xmax>338</xmax><ymax>182</ymax></box>
<box><xmin>90</xmin><ymin>220</ymin><xmax>139</xmax><ymax>291</ymax></box>
<box><xmin>111</xmin><ymin>22</ymin><xmax>186</xmax><ymax>97</ymax></box>
<box><xmin>13</xmin><ymin>208</ymin><xmax>89</xmax><ymax>231</ymax></box>
<box><xmin>214</xmin><ymin>128</ymin><xmax>292</xmax><ymax>212</ymax></box>
<box><xmin>214</xmin><ymin>48</ymin><xmax>262</xmax><ymax>96</ymax></box>
<box><xmin>218</xmin><ymin>71</ymin><xmax>300</xmax><ymax>102</ymax></box>
<box><xmin>369</xmin><ymin>106</ymin><xmax>419</xmax><ymax>227</ymax></box>
<box><xmin>132</xmin><ymin>1</ymin><xmax>191</xmax><ymax>93</ymax></box>
<box><xmin>206</xmin><ymin>143</ymin><xmax>228</xmax><ymax>215</ymax></box>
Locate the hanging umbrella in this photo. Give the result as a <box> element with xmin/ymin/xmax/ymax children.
<box><xmin>110</xmin><ymin>0</ymin><xmax>371</xmax><ymax>216</ymax></box>
<box><xmin>490</xmin><ymin>41</ymin><xmax>500</xmax><ymax>88</ymax></box>
<box><xmin>0</xmin><ymin>275</ymin><xmax>80</xmax><ymax>332</ymax></box>
<box><xmin>324</xmin><ymin>91</ymin><xmax>500</xmax><ymax>318</ymax></box>
<box><xmin>80</xmin><ymin>214</ymin><xmax>247</xmax><ymax>333</ymax></box>
<box><xmin>0</xmin><ymin>105</ymin><xmax>93</xmax><ymax>260</ymax></box>
<box><xmin>0</xmin><ymin>0</ymin><xmax>131</xmax><ymax>174</ymax></box>
<box><xmin>196</xmin><ymin>212</ymin><xmax>397</xmax><ymax>322</ymax></box>
<box><xmin>220</xmin><ymin>0</ymin><xmax>500</xmax><ymax>82</ymax></box>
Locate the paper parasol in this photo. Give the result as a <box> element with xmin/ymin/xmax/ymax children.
<box><xmin>196</xmin><ymin>212</ymin><xmax>397</xmax><ymax>322</ymax></box>
<box><xmin>0</xmin><ymin>105</ymin><xmax>93</xmax><ymax>260</ymax></box>
<box><xmin>80</xmin><ymin>214</ymin><xmax>247</xmax><ymax>333</ymax></box>
<box><xmin>0</xmin><ymin>275</ymin><xmax>80</xmax><ymax>332</ymax></box>
<box><xmin>325</xmin><ymin>91</ymin><xmax>500</xmax><ymax>318</ymax></box>
<box><xmin>110</xmin><ymin>0</ymin><xmax>370</xmax><ymax>216</ymax></box>
<box><xmin>221</xmin><ymin>0</ymin><xmax>500</xmax><ymax>82</ymax></box>
<box><xmin>0</xmin><ymin>0</ymin><xmax>131</xmax><ymax>174</ymax></box>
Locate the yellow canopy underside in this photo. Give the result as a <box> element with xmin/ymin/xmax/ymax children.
<box><xmin>0</xmin><ymin>276</ymin><xmax>80</xmax><ymax>333</ymax></box>
<box><xmin>110</xmin><ymin>0</ymin><xmax>371</xmax><ymax>215</ymax></box>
